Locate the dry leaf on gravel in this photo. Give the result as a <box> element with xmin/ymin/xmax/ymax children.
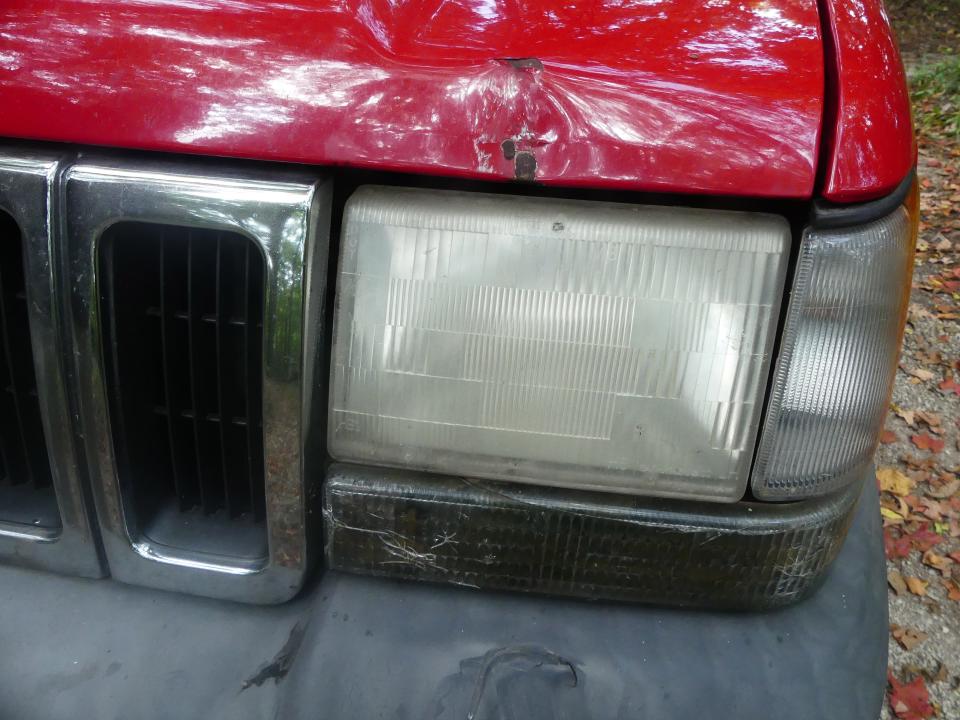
<box><xmin>931</xmin><ymin>663</ymin><xmax>949</xmax><ymax>684</ymax></box>
<box><xmin>908</xmin><ymin>525</ymin><xmax>946</xmax><ymax>552</ymax></box>
<box><xmin>906</xmin><ymin>577</ymin><xmax>929</xmax><ymax>596</ymax></box>
<box><xmin>928</xmin><ymin>478</ymin><xmax>960</xmax><ymax>498</ymax></box>
<box><xmin>922</xmin><ymin>550</ymin><xmax>953</xmax><ymax>575</ymax></box>
<box><xmin>882</xmin><ymin>507</ymin><xmax>907</xmax><ymax>523</ymax></box>
<box><xmin>906</xmin><ymin>367</ymin><xmax>937</xmax><ymax>382</ymax></box>
<box><xmin>911</xmin><ymin>433</ymin><xmax>945</xmax><ymax>453</ymax></box>
<box><xmin>944</xmin><ymin>579</ymin><xmax>960</xmax><ymax>602</ymax></box>
<box><xmin>881</xmin><ymin>429</ymin><xmax>899</xmax><ymax>444</ymax></box>
<box><xmin>888</xmin><ymin>672</ymin><xmax>935</xmax><ymax>720</ymax></box>
<box><xmin>939</xmin><ymin>376</ymin><xmax>960</xmax><ymax>396</ymax></box>
<box><xmin>889</xmin><ymin>569</ymin><xmax>909</xmax><ymax>595</ymax></box>
<box><xmin>878</xmin><ymin>466</ymin><xmax>916</xmax><ymax>496</ymax></box>
<box><xmin>891</xmin><ymin>624</ymin><xmax>930</xmax><ymax>651</ymax></box>
<box><xmin>915</xmin><ymin>411</ymin><xmax>942</xmax><ymax>429</ymax></box>
<box><xmin>886</xmin><ymin>529</ymin><xmax>913</xmax><ymax>560</ymax></box>
<box><xmin>895</xmin><ymin>407</ymin><xmax>917</xmax><ymax>427</ymax></box>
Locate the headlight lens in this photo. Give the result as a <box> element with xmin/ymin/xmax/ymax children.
<box><xmin>751</xmin><ymin>195</ymin><xmax>918</xmax><ymax>500</ymax></box>
<box><xmin>329</xmin><ymin>186</ymin><xmax>789</xmax><ymax>502</ymax></box>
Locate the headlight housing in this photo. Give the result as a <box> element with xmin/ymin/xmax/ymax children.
<box><xmin>329</xmin><ymin>186</ymin><xmax>790</xmax><ymax>503</ymax></box>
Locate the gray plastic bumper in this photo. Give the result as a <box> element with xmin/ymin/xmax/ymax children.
<box><xmin>0</xmin><ymin>474</ymin><xmax>887</xmax><ymax>720</ymax></box>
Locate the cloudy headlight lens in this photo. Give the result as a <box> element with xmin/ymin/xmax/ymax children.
<box><xmin>329</xmin><ymin>187</ymin><xmax>789</xmax><ymax>502</ymax></box>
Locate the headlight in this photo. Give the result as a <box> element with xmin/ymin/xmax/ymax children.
<box><xmin>751</xmin><ymin>190</ymin><xmax>918</xmax><ymax>499</ymax></box>
<box><xmin>329</xmin><ymin>186</ymin><xmax>789</xmax><ymax>502</ymax></box>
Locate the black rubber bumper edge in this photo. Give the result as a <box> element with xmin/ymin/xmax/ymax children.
<box><xmin>0</xmin><ymin>470</ymin><xmax>886</xmax><ymax>720</ymax></box>
<box><xmin>325</xmin><ymin>463</ymin><xmax>862</xmax><ymax>610</ymax></box>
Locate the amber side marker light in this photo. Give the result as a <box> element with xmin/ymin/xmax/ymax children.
<box><xmin>324</xmin><ymin>184</ymin><xmax>918</xmax><ymax>609</ymax></box>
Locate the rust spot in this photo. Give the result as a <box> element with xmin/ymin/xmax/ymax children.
<box><xmin>514</xmin><ymin>151</ymin><xmax>537</xmax><ymax>182</ymax></box>
<box><xmin>501</xmin><ymin>139</ymin><xmax>516</xmax><ymax>160</ymax></box>
<box><xmin>500</xmin><ymin>57</ymin><xmax>544</xmax><ymax>72</ymax></box>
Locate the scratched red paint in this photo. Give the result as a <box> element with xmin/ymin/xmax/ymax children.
<box><xmin>0</xmin><ymin>0</ymin><xmax>910</xmax><ymax>201</ymax></box>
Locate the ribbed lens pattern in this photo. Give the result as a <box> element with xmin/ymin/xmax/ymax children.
<box><xmin>752</xmin><ymin>207</ymin><xmax>914</xmax><ymax>499</ymax></box>
<box><xmin>330</xmin><ymin>187</ymin><xmax>789</xmax><ymax>502</ymax></box>
<box><xmin>324</xmin><ymin>464</ymin><xmax>861</xmax><ymax>610</ymax></box>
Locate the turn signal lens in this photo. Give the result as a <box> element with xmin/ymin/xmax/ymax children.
<box><xmin>752</xmin><ymin>197</ymin><xmax>918</xmax><ymax>500</ymax></box>
<box><xmin>330</xmin><ymin>187</ymin><xmax>789</xmax><ymax>502</ymax></box>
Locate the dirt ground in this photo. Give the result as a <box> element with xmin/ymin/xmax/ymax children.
<box><xmin>878</xmin><ymin>3</ymin><xmax>960</xmax><ymax>717</ymax></box>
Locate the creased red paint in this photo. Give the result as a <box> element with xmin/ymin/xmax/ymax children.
<box><xmin>0</xmin><ymin>0</ymin><xmax>825</xmax><ymax>198</ymax></box>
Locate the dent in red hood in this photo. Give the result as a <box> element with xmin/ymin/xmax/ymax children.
<box><xmin>0</xmin><ymin>0</ymin><xmax>824</xmax><ymax>198</ymax></box>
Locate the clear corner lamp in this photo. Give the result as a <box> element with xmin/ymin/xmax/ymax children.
<box><xmin>752</xmin><ymin>184</ymin><xmax>919</xmax><ymax>499</ymax></box>
<box><xmin>329</xmin><ymin>186</ymin><xmax>790</xmax><ymax>503</ymax></box>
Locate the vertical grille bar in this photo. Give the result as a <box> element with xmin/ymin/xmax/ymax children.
<box><xmin>214</xmin><ymin>233</ymin><xmax>232</xmax><ymax>515</ymax></box>
<box><xmin>243</xmin><ymin>243</ymin><xmax>265</xmax><ymax>521</ymax></box>
<box><xmin>157</xmin><ymin>230</ymin><xmax>188</xmax><ymax>509</ymax></box>
<box><xmin>186</xmin><ymin>230</ymin><xmax>214</xmax><ymax>514</ymax></box>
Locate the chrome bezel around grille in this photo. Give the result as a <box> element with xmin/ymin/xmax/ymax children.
<box><xmin>0</xmin><ymin>149</ymin><xmax>104</xmax><ymax>578</ymax></box>
<box><xmin>66</xmin><ymin>157</ymin><xmax>330</xmax><ymax>603</ymax></box>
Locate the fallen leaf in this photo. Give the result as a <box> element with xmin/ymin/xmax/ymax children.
<box><xmin>902</xmin><ymin>455</ymin><xmax>936</xmax><ymax>472</ymax></box>
<box><xmin>896</xmin><ymin>407</ymin><xmax>917</xmax><ymax>427</ymax></box>
<box><xmin>919</xmin><ymin>498</ymin><xmax>947</xmax><ymax>522</ymax></box>
<box><xmin>928</xmin><ymin>478</ymin><xmax>960</xmax><ymax>499</ymax></box>
<box><xmin>885</xmin><ymin>528</ymin><xmax>912</xmax><ymax>559</ymax></box>
<box><xmin>888</xmin><ymin>672</ymin><xmax>935</xmax><ymax>720</ymax></box>
<box><xmin>911</xmin><ymin>434</ymin><xmax>945</xmax><ymax>453</ymax></box>
<box><xmin>944</xmin><ymin>579</ymin><xmax>960</xmax><ymax>602</ymax></box>
<box><xmin>939</xmin><ymin>376</ymin><xmax>960</xmax><ymax>396</ymax></box>
<box><xmin>880</xmin><ymin>429</ymin><xmax>898</xmax><ymax>444</ymax></box>
<box><xmin>921</xmin><ymin>550</ymin><xmax>953</xmax><ymax>575</ymax></box>
<box><xmin>888</xmin><ymin>569</ymin><xmax>908</xmax><ymax>595</ymax></box>
<box><xmin>878</xmin><ymin>467</ymin><xmax>915</xmax><ymax>496</ymax></box>
<box><xmin>909</xmin><ymin>525</ymin><xmax>946</xmax><ymax>552</ymax></box>
<box><xmin>882</xmin><ymin>507</ymin><xmax>906</xmax><ymax>523</ymax></box>
<box><xmin>905</xmin><ymin>577</ymin><xmax>929</xmax><ymax>596</ymax></box>
<box><xmin>906</xmin><ymin>367</ymin><xmax>937</xmax><ymax>382</ymax></box>
<box><xmin>891</xmin><ymin>624</ymin><xmax>929</xmax><ymax>651</ymax></box>
<box><xmin>915</xmin><ymin>411</ymin><xmax>941</xmax><ymax>428</ymax></box>
<box><xmin>932</xmin><ymin>663</ymin><xmax>949</xmax><ymax>684</ymax></box>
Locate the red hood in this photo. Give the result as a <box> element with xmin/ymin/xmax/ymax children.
<box><xmin>0</xmin><ymin>0</ymin><xmax>825</xmax><ymax>198</ymax></box>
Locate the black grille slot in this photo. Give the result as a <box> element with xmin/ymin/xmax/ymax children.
<box><xmin>0</xmin><ymin>210</ymin><xmax>59</xmax><ymax>528</ymax></box>
<box><xmin>101</xmin><ymin>223</ymin><xmax>267</xmax><ymax>543</ymax></box>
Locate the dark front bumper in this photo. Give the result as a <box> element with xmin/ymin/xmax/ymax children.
<box><xmin>0</xmin><ymin>478</ymin><xmax>887</xmax><ymax>720</ymax></box>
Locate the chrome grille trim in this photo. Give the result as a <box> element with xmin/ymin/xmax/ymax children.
<box><xmin>0</xmin><ymin>149</ymin><xmax>104</xmax><ymax>578</ymax></box>
<box><xmin>66</xmin><ymin>157</ymin><xmax>331</xmax><ymax>603</ymax></box>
